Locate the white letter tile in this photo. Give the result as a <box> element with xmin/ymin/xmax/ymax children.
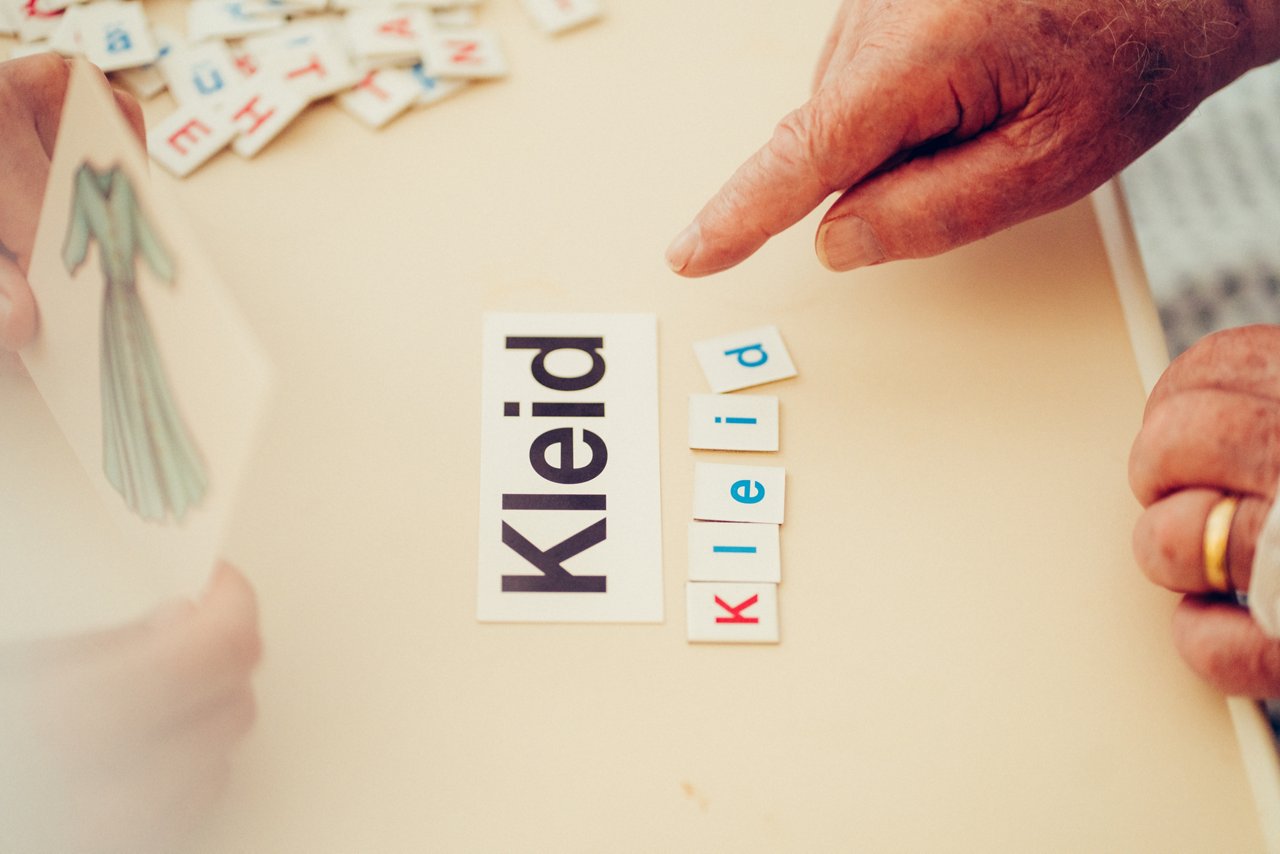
<box><xmin>687</xmin><ymin>521</ymin><xmax>780</xmax><ymax>583</ymax></box>
<box><xmin>692</xmin><ymin>462</ymin><xmax>785</xmax><ymax>524</ymax></box>
<box><xmin>687</xmin><ymin>392</ymin><xmax>778</xmax><ymax>452</ymax></box>
<box><xmin>686</xmin><ymin>582</ymin><xmax>779</xmax><ymax>644</ymax></box>
<box><xmin>693</xmin><ymin>324</ymin><xmax>797</xmax><ymax>393</ymax></box>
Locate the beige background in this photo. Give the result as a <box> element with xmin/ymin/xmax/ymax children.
<box><xmin>3</xmin><ymin>0</ymin><xmax>1271</xmax><ymax>849</ymax></box>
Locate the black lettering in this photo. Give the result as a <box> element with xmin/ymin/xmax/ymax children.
<box><xmin>531</xmin><ymin>402</ymin><xmax>604</xmax><ymax>417</ymax></box>
<box><xmin>506</xmin><ymin>336</ymin><xmax>605</xmax><ymax>391</ymax></box>
<box><xmin>503</xmin><ymin>493</ymin><xmax>606</xmax><ymax>511</ymax></box>
<box><xmin>529</xmin><ymin>427</ymin><xmax>607</xmax><ymax>485</ymax></box>
<box><xmin>501</xmin><ymin>519</ymin><xmax>607</xmax><ymax>592</ymax></box>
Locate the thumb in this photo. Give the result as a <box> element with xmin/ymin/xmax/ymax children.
<box><xmin>0</xmin><ymin>255</ymin><xmax>38</xmax><ymax>351</ymax></box>
<box><xmin>813</xmin><ymin>127</ymin><xmax>1096</xmax><ymax>270</ymax></box>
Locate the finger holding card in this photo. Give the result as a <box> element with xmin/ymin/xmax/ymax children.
<box><xmin>22</xmin><ymin>59</ymin><xmax>271</xmax><ymax>607</ymax></box>
<box><xmin>0</xmin><ymin>54</ymin><xmax>145</xmax><ymax>352</ymax></box>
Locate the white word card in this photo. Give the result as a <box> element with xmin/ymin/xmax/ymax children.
<box><xmin>686</xmin><ymin>582</ymin><xmax>779</xmax><ymax>644</ymax></box>
<box><xmin>693</xmin><ymin>324</ymin><xmax>797</xmax><ymax>393</ymax></box>
<box><xmin>692</xmin><ymin>462</ymin><xmax>785</xmax><ymax>524</ymax></box>
<box><xmin>478</xmin><ymin>313</ymin><xmax>662</xmax><ymax>623</ymax></box>
<box><xmin>688</xmin><ymin>521</ymin><xmax>780</xmax><ymax>583</ymax></box>
<box><xmin>688</xmin><ymin>392</ymin><xmax>778</xmax><ymax>451</ymax></box>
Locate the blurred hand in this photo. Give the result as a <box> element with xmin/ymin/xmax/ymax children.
<box><xmin>0</xmin><ymin>54</ymin><xmax>145</xmax><ymax>350</ymax></box>
<box><xmin>666</xmin><ymin>0</ymin><xmax>1280</xmax><ymax>276</ymax></box>
<box><xmin>0</xmin><ymin>563</ymin><xmax>262</xmax><ymax>853</ymax></box>
<box><xmin>1130</xmin><ymin>326</ymin><xmax>1280</xmax><ymax>696</ymax></box>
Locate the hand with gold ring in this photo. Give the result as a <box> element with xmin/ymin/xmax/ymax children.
<box><xmin>1130</xmin><ymin>324</ymin><xmax>1280</xmax><ymax>696</ymax></box>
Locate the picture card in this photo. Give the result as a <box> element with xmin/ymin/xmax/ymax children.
<box><xmin>692</xmin><ymin>462</ymin><xmax>786</xmax><ymax>524</ymax></box>
<box><xmin>686</xmin><ymin>581</ymin><xmax>779</xmax><ymax>644</ymax></box>
<box><xmin>687</xmin><ymin>392</ymin><xmax>778</xmax><ymax>451</ymax></box>
<box><xmin>693</xmin><ymin>324</ymin><xmax>797</xmax><ymax>393</ymax></box>
<box><xmin>23</xmin><ymin>59</ymin><xmax>272</xmax><ymax>599</ymax></box>
<box><xmin>478</xmin><ymin>313</ymin><xmax>662</xmax><ymax>623</ymax></box>
<box><xmin>687</xmin><ymin>521</ymin><xmax>780</xmax><ymax>583</ymax></box>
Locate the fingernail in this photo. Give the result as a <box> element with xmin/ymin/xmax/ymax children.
<box><xmin>665</xmin><ymin>222</ymin><xmax>701</xmax><ymax>274</ymax></box>
<box><xmin>817</xmin><ymin>217</ymin><xmax>885</xmax><ymax>271</ymax></box>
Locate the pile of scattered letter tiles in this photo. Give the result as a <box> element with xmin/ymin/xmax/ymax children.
<box><xmin>0</xmin><ymin>0</ymin><xmax>601</xmax><ymax>176</ymax></box>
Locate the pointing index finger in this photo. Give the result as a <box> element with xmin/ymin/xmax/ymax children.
<box><xmin>666</xmin><ymin>68</ymin><xmax>915</xmax><ymax>278</ymax></box>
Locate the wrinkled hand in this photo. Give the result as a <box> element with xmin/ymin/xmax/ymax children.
<box><xmin>667</xmin><ymin>0</ymin><xmax>1280</xmax><ymax>276</ymax></box>
<box><xmin>0</xmin><ymin>564</ymin><xmax>262</xmax><ymax>853</ymax></box>
<box><xmin>1130</xmin><ymin>326</ymin><xmax>1280</xmax><ymax>697</ymax></box>
<box><xmin>0</xmin><ymin>54</ymin><xmax>145</xmax><ymax>351</ymax></box>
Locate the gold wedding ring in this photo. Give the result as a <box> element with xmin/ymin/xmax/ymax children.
<box><xmin>1203</xmin><ymin>496</ymin><xmax>1239</xmax><ymax>594</ymax></box>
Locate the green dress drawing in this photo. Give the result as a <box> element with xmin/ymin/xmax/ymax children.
<box><xmin>62</xmin><ymin>163</ymin><xmax>207</xmax><ymax>523</ymax></box>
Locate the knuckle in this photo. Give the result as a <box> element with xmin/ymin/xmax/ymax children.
<box><xmin>767</xmin><ymin>108</ymin><xmax>835</xmax><ymax>186</ymax></box>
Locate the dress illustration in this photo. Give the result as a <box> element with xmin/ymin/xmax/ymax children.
<box><xmin>62</xmin><ymin>162</ymin><xmax>207</xmax><ymax>523</ymax></box>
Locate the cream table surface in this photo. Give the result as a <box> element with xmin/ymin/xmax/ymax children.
<box><xmin>2</xmin><ymin>0</ymin><xmax>1271</xmax><ymax>850</ymax></box>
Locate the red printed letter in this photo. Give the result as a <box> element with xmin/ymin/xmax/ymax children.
<box><xmin>354</xmin><ymin>70</ymin><xmax>389</xmax><ymax>100</ymax></box>
<box><xmin>377</xmin><ymin>17</ymin><xmax>414</xmax><ymax>38</ymax></box>
<box><xmin>233</xmin><ymin>96</ymin><xmax>276</xmax><ymax>134</ymax></box>
<box><xmin>234</xmin><ymin>52</ymin><xmax>258</xmax><ymax>76</ymax></box>
<box><xmin>167</xmin><ymin>119</ymin><xmax>212</xmax><ymax>155</ymax></box>
<box><xmin>447</xmin><ymin>39</ymin><xmax>479</xmax><ymax>64</ymax></box>
<box><xmin>287</xmin><ymin>54</ymin><xmax>327</xmax><ymax>80</ymax></box>
<box><xmin>714</xmin><ymin>594</ymin><xmax>759</xmax><ymax>624</ymax></box>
